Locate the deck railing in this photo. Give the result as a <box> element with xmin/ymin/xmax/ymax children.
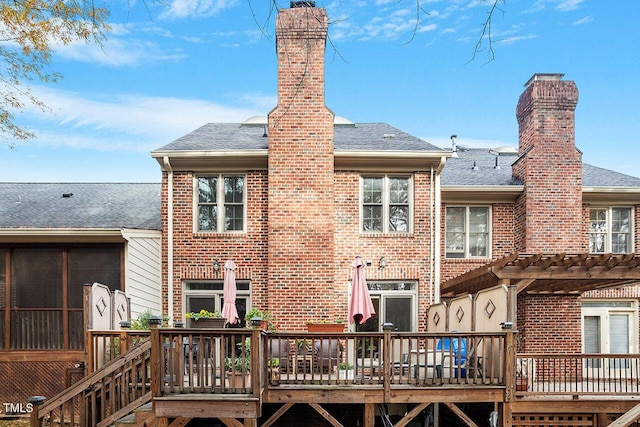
<box><xmin>516</xmin><ymin>353</ymin><xmax>640</xmax><ymax>396</ymax></box>
<box><xmin>147</xmin><ymin>328</ymin><xmax>508</xmax><ymax>397</ymax></box>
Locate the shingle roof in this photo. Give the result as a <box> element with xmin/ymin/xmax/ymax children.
<box><xmin>442</xmin><ymin>148</ymin><xmax>640</xmax><ymax>187</ymax></box>
<box><xmin>0</xmin><ymin>183</ymin><xmax>161</xmax><ymax>230</ymax></box>
<box><xmin>152</xmin><ymin>123</ymin><xmax>443</xmax><ymax>153</ymax></box>
<box><xmin>441</xmin><ymin>148</ymin><xmax>522</xmax><ymax>186</ymax></box>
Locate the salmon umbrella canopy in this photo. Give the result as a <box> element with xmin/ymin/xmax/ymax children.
<box><xmin>221</xmin><ymin>259</ymin><xmax>239</xmax><ymax>325</ymax></box>
<box><xmin>348</xmin><ymin>256</ymin><xmax>376</xmax><ymax>325</ymax></box>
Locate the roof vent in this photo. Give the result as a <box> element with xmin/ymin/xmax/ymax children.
<box><xmin>383</xmin><ymin>133</ymin><xmax>396</xmax><ymax>139</ymax></box>
<box><xmin>62</xmin><ymin>193</ymin><xmax>73</xmax><ymax>198</ymax></box>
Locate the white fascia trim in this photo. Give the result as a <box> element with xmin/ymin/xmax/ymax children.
<box><xmin>0</xmin><ymin>228</ymin><xmax>125</xmax><ymax>237</ymax></box>
<box><xmin>121</xmin><ymin>228</ymin><xmax>162</xmax><ymax>241</ymax></box>
<box><xmin>335</xmin><ymin>150</ymin><xmax>453</xmax><ymax>159</ymax></box>
<box><xmin>151</xmin><ymin>149</ymin><xmax>268</xmax><ymax>159</ymax></box>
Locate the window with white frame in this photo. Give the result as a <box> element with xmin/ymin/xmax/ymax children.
<box><xmin>582</xmin><ymin>300</ymin><xmax>637</xmax><ymax>370</ymax></box>
<box><xmin>589</xmin><ymin>207</ymin><xmax>632</xmax><ymax>253</ymax></box>
<box><xmin>197</xmin><ymin>175</ymin><xmax>245</xmax><ymax>232</ymax></box>
<box><xmin>445</xmin><ymin>206</ymin><xmax>490</xmax><ymax>258</ymax></box>
<box><xmin>361</xmin><ymin>176</ymin><xmax>412</xmax><ymax>233</ymax></box>
<box><xmin>184</xmin><ymin>281</ymin><xmax>251</xmax><ymax>328</ymax></box>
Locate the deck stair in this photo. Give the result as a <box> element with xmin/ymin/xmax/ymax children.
<box><xmin>113</xmin><ymin>403</ymin><xmax>154</xmax><ymax>427</ymax></box>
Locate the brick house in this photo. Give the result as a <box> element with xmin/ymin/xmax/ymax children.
<box><xmin>151</xmin><ymin>1</ymin><xmax>640</xmax><ymax>360</ymax></box>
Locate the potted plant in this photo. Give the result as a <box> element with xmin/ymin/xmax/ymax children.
<box><xmin>225</xmin><ymin>337</ymin><xmax>251</xmax><ymax>389</ymax></box>
<box><xmin>267</xmin><ymin>358</ymin><xmax>280</xmax><ymax>384</ymax></box>
<box><xmin>338</xmin><ymin>362</ymin><xmax>355</xmax><ymax>380</ymax></box>
<box><xmin>245</xmin><ymin>308</ymin><xmax>276</xmax><ymax>331</ymax></box>
<box><xmin>185</xmin><ymin>309</ymin><xmax>226</xmax><ymax>328</ymax></box>
<box><xmin>306</xmin><ymin>319</ymin><xmax>345</xmax><ymax>333</ymax></box>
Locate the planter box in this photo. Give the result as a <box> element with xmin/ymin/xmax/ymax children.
<box><xmin>190</xmin><ymin>318</ymin><xmax>227</xmax><ymax>328</ymax></box>
<box><xmin>226</xmin><ymin>372</ymin><xmax>251</xmax><ymax>389</ymax></box>
<box><xmin>338</xmin><ymin>369</ymin><xmax>354</xmax><ymax>380</ymax></box>
<box><xmin>306</xmin><ymin>323</ymin><xmax>345</xmax><ymax>333</ymax></box>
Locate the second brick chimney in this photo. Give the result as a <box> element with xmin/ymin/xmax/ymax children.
<box><xmin>513</xmin><ymin>73</ymin><xmax>584</xmax><ymax>253</ymax></box>
<box><xmin>267</xmin><ymin>3</ymin><xmax>337</xmax><ymax>329</ymax></box>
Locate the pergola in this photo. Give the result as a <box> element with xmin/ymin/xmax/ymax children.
<box><xmin>441</xmin><ymin>253</ymin><xmax>640</xmax><ymax>326</ymax></box>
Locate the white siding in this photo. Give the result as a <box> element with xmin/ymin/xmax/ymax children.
<box><xmin>122</xmin><ymin>229</ymin><xmax>162</xmax><ymax>318</ymax></box>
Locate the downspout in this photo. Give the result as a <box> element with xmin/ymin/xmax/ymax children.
<box><xmin>429</xmin><ymin>166</ymin><xmax>435</xmax><ymax>305</ymax></box>
<box><xmin>163</xmin><ymin>156</ymin><xmax>174</xmax><ymax>324</ymax></box>
<box><xmin>433</xmin><ymin>156</ymin><xmax>446</xmax><ymax>304</ymax></box>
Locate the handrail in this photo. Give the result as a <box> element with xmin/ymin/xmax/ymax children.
<box><xmin>33</xmin><ymin>338</ymin><xmax>152</xmax><ymax>427</ymax></box>
<box><xmin>516</xmin><ymin>353</ymin><xmax>640</xmax><ymax>396</ymax></box>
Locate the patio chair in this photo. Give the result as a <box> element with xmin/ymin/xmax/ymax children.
<box><xmin>437</xmin><ymin>336</ymin><xmax>467</xmax><ymax>378</ymax></box>
<box><xmin>313</xmin><ymin>338</ymin><xmax>343</xmax><ymax>373</ymax></box>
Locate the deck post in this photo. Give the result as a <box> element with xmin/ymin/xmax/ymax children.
<box><xmin>382</xmin><ymin>322</ymin><xmax>393</xmax><ymax>403</ymax></box>
<box><xmin>150</xmin><ymin>317</ymin><xmax>162</xmax><ymax>401</ymax></box>
<box><xmin>364</xmin><ymin>403</ymin><xmax>375</xmax><ymax>427</ymax></box>
<box><xmin>250</xmin><ymin>323</ymin><xmax>262</xmax><ymax>404</ymax></box>
<box><xmin>504</xmin><ymin>330</ymin><xmax>516</xmax><ymax>401</ymax></box>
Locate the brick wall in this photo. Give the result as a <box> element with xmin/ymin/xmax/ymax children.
<box><xmin>440</xmin><ymin>202</ymin><xmax>516</xmax><ymax>283</ymax></box>
<box><xmin>335</xmin><ymin>171</ymin><xmax>435</xmax><ymax>329</ymax></box>
<box><xmin>267</xmin><ymin>5</ymin><xmax>336</xmax><ymax>330</ymax></box>
<box><xmin>514</xmin><ymin>74</ymin><xmax>584</xmax><ymax>254</ymax></box>
<box><xmin>160</xmin><ymin>171</ymin><xmax>269</xmax><ymax>320</ymax></box>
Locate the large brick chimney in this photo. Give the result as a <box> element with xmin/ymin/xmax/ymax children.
<box><xmin>267</xmin><ymin>2</ymin><xmax>336</xmax><ymax>329</ymax></box>
<box><xmin>513</xmin><ymin>73</ymin><xmax>584</xmax><ymax>254</ymax></box>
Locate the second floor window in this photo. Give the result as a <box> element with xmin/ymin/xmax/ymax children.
<box><xmin>445</xmin><ymin>206</ymin><xmax>490</xmax><ymax>258</ymax></box>
<box><xmin>589</xmin><ymin>207</ymin><xmax>632</xmax><ymax>253</ymax></box>
<box><xmin>197</xmin><ymin>175</ymin><xmax>245</xmax><ymax>232</ymax></box>
<box><xmin>362</xmin><ymin>176</ymin><xmax>411</xmax><ymax>233</ymax></box>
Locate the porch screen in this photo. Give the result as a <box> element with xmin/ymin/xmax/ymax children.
<box><xmin>6</xmin><ymin>245</ymin><xmax>122</xmax><ymax>351</ymax></box>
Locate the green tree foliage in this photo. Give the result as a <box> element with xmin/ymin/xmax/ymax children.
<box><xmin>0</xmin><ymin>0</ymin><xmax>109</xmax><ymax>144</ymax></box>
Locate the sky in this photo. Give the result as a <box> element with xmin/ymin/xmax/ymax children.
<box><xmin>1</xmin><ymin>0</ymin><xmax>639</xmax><ymax>182</ymax></box>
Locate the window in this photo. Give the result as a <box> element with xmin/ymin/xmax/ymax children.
<box><xmin>197</xmin><ymin>175</ymin><xmax>245</xmax><ymax>232</ymax></box>
<box><xmin>355</xmin><ymin>282</ymin><xmax>417</xmax><ymax>332</ymax></box>
<box><xmin>582</xmin><ymin>301</ymin><xmax>637</xmax><ymax>372</ymax></box>
<box><xmin>361</xmin><ymin>176</ymin><xmax>411</xmax><ymax>233</ymax></box>
<box><xmin>184</xmin><ymin>281</ymin><xmax>250</xmax><ymax>328</ymax></box>
<box><xmin>445</xmin><ymin>206</ymin><xmax>490</xmax><ymax>258</ymax></box>
<box><xmin>589</xmin><ymin>207</ymin><xmax>632</xmax><ymax>253</ymax></box>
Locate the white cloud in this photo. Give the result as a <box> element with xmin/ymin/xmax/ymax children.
<box><xmin>573</xmin><ymin>16</ymin><xmax>593</xmax><ymax>25</ymax></box>
<box><xmin>22</xmin><ymin>86</ymin><xmax>271</xmax><ymax>151</ymax></box>
<box><xmin>556</xmin><ymin>0</ymin><xmax>584</xmax><ymax>12</ymax></box>
<box><xmin>159</xmin><ymin>0</ymin><xmax>239</xmax><ymax>20</ymax></box>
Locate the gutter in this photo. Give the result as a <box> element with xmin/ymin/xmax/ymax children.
<box><xmin>163</xmin><ymin>156</ymin><xmax>175</xmax><ymax>324</ymax></box>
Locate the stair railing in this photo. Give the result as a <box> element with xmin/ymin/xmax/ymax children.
<box><xmin>31</xmin><ymin>337</ymin><xmax>152</xmax><ymax>427</ymax></box>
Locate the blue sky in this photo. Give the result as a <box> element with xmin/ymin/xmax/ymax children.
<box><xmin>1</xmin><ymin>0</ymin><xmax>638</xmax><ymax>182</ymax></box>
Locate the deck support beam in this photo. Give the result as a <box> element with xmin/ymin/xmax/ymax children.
<box><xmin>364</xmin><ymin>403</ymin><xmax>375</xmax><ymax>427</ymax></box>
<box><xmin>395</xmin><ymin>403</ymin><xmax>430</xmax><ymax>427</ymax></box>
<box><xmin>309</xmin><ymin>403</ymin><xmax>344</xmax><ymax>427</ymax></box>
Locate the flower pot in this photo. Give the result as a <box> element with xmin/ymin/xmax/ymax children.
<box><xmin>306</xmin><ymin>323</ymin><xmax>345</xmax><ymax>333</ymax></box>
<box><xmin>338</xmin><ymin>369</ymin><xmax>354</xmax><ymax>380</ymax></box>
<box><xmin>190</xmin><ymin>318</ymin><xmax>227</xmax><ymax>328</ymax></box>
<box><xmin>226</xmin><ymin>372</ymin><xmax>251</xmax><ymax>389</ymax></box>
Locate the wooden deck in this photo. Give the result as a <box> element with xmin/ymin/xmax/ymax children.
<box><xmin>30</xmin><ymin>327</ymin><xmax>640</xmax><ymax>427</ymax></box>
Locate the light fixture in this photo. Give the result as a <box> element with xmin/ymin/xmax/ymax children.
<box><xmin>379</xmin><ymin>256</ymin><xmax>387</xmax><ymax>269</ymax></box>
<box><xmin>213</xmin><ymin>259</ymin><xmax>220</xmax><ymax>271</ymax></box>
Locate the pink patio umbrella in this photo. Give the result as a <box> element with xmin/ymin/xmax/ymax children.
<box><xmin>221</xmin><ymin>259</ymin><xmax>239</xmax><ymax>325</ymax></box>
<box><xmin>348</xmin><ymin>256</ymin><xmax>376</xmax><ymax>325</ymax></box>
